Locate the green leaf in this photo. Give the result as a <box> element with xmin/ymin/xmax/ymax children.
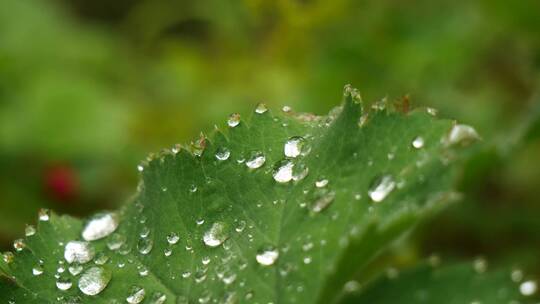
<box><xmin>1</xmin><ymin>86</ymin><xmax>474</xmax><ymax>303</ymax></box>
<box><xmin>340</xmin><ymin>262</ymin><xmax>539</xmax><ymax>303</ymax></box>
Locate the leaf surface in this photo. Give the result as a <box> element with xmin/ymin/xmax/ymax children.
<box><xmin>1</xmin><ymin>86</ymin><xmax>472</xmax><ymax>303</ymax></box>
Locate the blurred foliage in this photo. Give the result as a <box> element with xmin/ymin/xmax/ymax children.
<box><xmin>0</xmin><ymin>0</ymin><xmax>539</xmax><ymax>277</ymax></box>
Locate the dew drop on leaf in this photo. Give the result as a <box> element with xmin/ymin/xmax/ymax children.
<box><xmin>13</xmin><ymin>239</ymin><xmax>25</xmax><ymax>252</ymax></box>
<box><xmin>473</xmin><ymin>257</ymin><xmax>487</xmax><ymax>274</ymax></box>
<box><xmin>56</xmin><ymin>276</ymin><xmax>73</xmax><ymax>291</ymax></box>
<box><xmin>284</xmin><ymin>136</ymin><xmax>308</xmax><ymax>158</ymax></box>
<box><xmin>215</xmin><ymin>147</ymin><xmax>231</xmax><ymax>161</ymax></box>
<box><xmin>82</xmin><ymin>212</ymin><xmax>119</xmax><ymax>241</ymax></box>
<box><xmin>25</xmin><ymin>225</ymin><xmax>36</xmax><ymax>237</ymax></box>
<box><xmin>166</xmin><ymin>232</ymin><xmax>180</xmax><ymax>245</ymax></box>
<box><xmin>255</xmin><ymin>103</ymin><xmax>268</xmax><ymax>114</ymax></box>
<box><xmin>203</xmin><ymin>222</ymin><xmax>228</xmax><ymax>248</ymax></box>
<box><xmin>412</xmin><ymin>136</ymin><xmax>425</xmax><ymax>149</ymax></box>
<box><xmin>78</xmin><ymin>267</ymin><xmax>111</xmax><ymax>296</ymax></box>
<box><xmin>64</xmin><ymin>241</ymin><xmax>95</xmax><ymax>264</ymax></box>
<box><xmin>106</xmin><ymin>233</ymin><xmax>126</xmax><ymax>251</ymax></box>
<box><xmin>126</xmin><ymin>286</ymin><xmax>146</xmax><ymax>304</ymax></box>
<box><xmin>273</xmin><ymin>159</ymin><xmax>294</xmax><ymax>183</ymax></box>
<box><xmin>311</xmin><ymin>191</ymin><xmax>336</xmax><ymax>213</ymax></box>
<box><xmin>245</xmin><ymin>151</ymin><xmax>266</xmax><ymax>169</ymax></box>
<box><xmin>315</xmin><ymin>179</ymin><xmax>329</xmax><ymax>188</ymax></box>
<box><xmin>38</xmin><ymin>208</ymin><xmax>50</xmax><ymax>221</ymax></box>
<box><xmin>444</xmin><ymin>124</ymin><xmax>479</xmax><ymax>146</ymax></box>
<box><xmin>149</xmin><ymin>292</ymin><xmax>167</xmax><ymax>304</ymax></box>
<box><xmin>68</xmin><ymin>264</ymin><xmax>83</xmax><ymax>276</ymax></box>
<box><xmin>137</xmin><ymin>238</ymin><xmax>154</xmax><ymax>255</ymax></box>
<box><xmin>368</xmin><ymin>175</ymin><xmax>396</xmax><ymax>202</ymax></box>
<box><xmin>256</xmin><ymin>247</ymin><xmax>279</xmax><ymax>266</ymax></box>
<box><xmin>32</xmin><ymin>265</ymin><xmax>44</xmax><ymax>276</ymax></box>
<box><xmin>227</xmin><ymin>113</ymin><xmax>241</xmax><ymax>128</ymax></box>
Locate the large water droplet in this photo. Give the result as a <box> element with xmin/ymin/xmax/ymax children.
<box><xmin>227</xmin><ymin>113</ymin><xmax>241</xmax><ymax>128</ymax></box>
<box><xmin>126</xmin><ymin>286</ymin><xmax>146</xmax><ymax>304</ymax></box>
<box><xmin>368</xmin><ymin>175</ymin><xmax>396</xmax><ymax>203</ymax></box>
<box><xmin>273</xmin><ymin>160</ymin><xmax>294</xmax><ymax>183</ymax></box>
<box><xmin>215</xmin><ymin>147</ymin><xmax>231</xmax><ymax>161</ymax></box>
<box><xmin>412</xmin><ymin>136</ymin><xmax>425</xmax><ymax>149</ymax></box>
<box><xmin>78</xmin><ymin>267</ymin><xmax>111</xmax><ymax>296</ymax></box>
<box><xmin>64</xmin><ymin>241</ymin><xmax>95</xmax><ymax>264</ymax></box>
<box><xmin>256</xmin><ymin>247</ymin><xmax>279</xmax><ymax>266</ymax></box>
<box><xmin>203</xmin><ymin>222</ymin><xmax>228</xmax><ymax>247</ymax></box>
<box><xmin>245</xmin><ymin>151</ymin><xmax>266</xmax><ymax>169</ymax></box>
<box><xmin>82</xmin><ymin>213</ymin><xmax>118</xmax><ymax>241</ymax></box>
<box><xmin>284</xmin><ymin>136</ymin><xmax>307</xmax><ymax>158</ymax></box>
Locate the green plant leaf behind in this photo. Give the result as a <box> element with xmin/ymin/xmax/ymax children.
<box><xmin>0</xmin><ymin>86</ymin><xmax>476</xmax><ymax>303</ymax></box>
<box><xmin>340</xmin><ymin>262</ymin><xmax>539</xmax><ymax>304</ymax></box>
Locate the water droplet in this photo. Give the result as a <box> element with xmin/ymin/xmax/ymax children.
<box><xmin>282</xmin><ymin>106</ymin><xmax>292</xmax><ymax>113</ymax></box>
<box><xmin>255</xmin><ymin>103</ymin><xmax>268</xmax><ymax>114</ymax></box>
<box><xmin>25</xmin><ymin>225</ymin><xmax>36</xmax><ymax>237</ymax></box>
<box><xmin>38</xmin><ymin>208</ymin><xmax>50</xmax><ymax>221</ymax></box>
<box><xmin>149</xmin><ymin>292</ymin><xmax>167</xmax><ymax>304</ymax></box>
<box><xmin>315</xmin><ymin>179</ymin><xmax>328</xmax><ymax>188</ymax></box>
<box><xmin>358</xmin><ymin>114</ymin><xmax>369</xmax><ymax>128</ymax></box>
<box><xmin>273</xmin><ymin>159</ymin><xmax>294</xmax><ymax>183</ymax></box>
<box><xmin>3</xmin><ymin>252</ymin><xmax>14</xmax><ymax>264</ymax></box>
<box><xmin>139</xmin><ymin>226</ymin><xmax>150</xmax><ymax>238</ymax></box>
<box><xmin>137</xmin><ymin>238</ymin><xmax>153</xmax><ymax>255</ymax></box>
<box><xmin>426</xmin><ymin>107</ymin><xmax>438</xmax><ymax>116</ymax></box>
<box><xmin>167</xmin><ymin>232</ymin><xmax>180</xmax><ymax>245</ymax></box>
<box><xmin>256</xmin><ymin>247</ymin><xmax>279</xmax><ymax>266</ymax></box>
<box><xmin>245</xmin><ymin>151</ymin><xmax>266</xmax><ymax>169</ymax></box>
<box><xmin>137</xmin><ymin>165</ymin><xmax>144</xmax><ymax>172</ymax></box>
<box><xmin>64</xmin><ymin>241</ymin><xmax>95</xmax><ymax>264</ymax></box>
<box><xmin>126</xmin><ymin>286</ymin><xmax>146</xmax><ymax>304</ymax></box>
<box><xmin>203</xmin><ymin>222</ymin><xmax>228</xmax><ymax>247</ymax></box>
<box><xmin>292</xmin><ymin>162</ymin><xmax>309</xmax><ymax>181</ymax></box>
<box><xmin>235</xmin><ymin>220</ymin><xmax>246</xmax><ymax>233</ymax></box>
<box><xmin>56</xmin><ymin>276</ymin><xmax>73</xmax><ymax>291</ymax></box>
<box><xmin>68</xmin><ymin>264</ymin><xmax>83</xmax><ymax>276</ymax></box>
<box><xmin>190</xmin><ymin>184</ymin><xmax>198</xmax><ymax>193</ymax></box>
<box><xmin>32</xmin><ymin>265</ymin><xmax>44</xmax><ymax>276</ymax></box>
<box><xmin>284</xmin><ymin>136</ymin><xmax>308</xmax><ymax>158</ymax></box>
<box><xmin>368</xmin><ymin>175</ymin><xmax>396</xmax><ymax>202</ymax></box>
<box><xmin>412</xmin><ymin>136</ymin><xmax>425</xmax><ymax>149</ymax></box>
<box><xmin>311</xmin><ymin>191</ymin><xmax>336</xmax><ymax>213</ymax></box>
<box><xmin>107</xmin><ymin>233</ymin><xmax>126</xmax><ymax>251</ymax></box>
<box><xmin>303</xmin><ymin>256</ymin><xmax>312</xmax><ymax>264</ymax></box>
<box><xmin>227</xmin><ymin>113</ymin><xmax>241</xmax><ymax>128</ymax></box>
<box><xmin>94</xmin><ymin>252</ymin><xmax>109</xmax><ymax>265</ymax></box>
<box><xmin>215</xmin><ymin>147</ymin><xmax>231</xmax><ymax>161</ymax></box>
<box><xmin>78</xmin><ymin>267</ymin><xmax>111</xmax><ymax>296</ymax></box>
<box><xmin>520</xmin><ymin>280</ymin><xmax>537</xmax><ymax>296</ymax></box>
<box><xmin>511</xmin><ymin>269</ymin><xmax>523</xmax><ymax>282</ymax></box>
<box><xmin>82</xmin><ymin>213</ymin><xmax>118</xmax><ymax>241</ymax></box>
<box><xmin>444</xmin><ymin>124</ymin><xmax>479</xmax><ymax>146</ymax></box>
<box><xmin>13</xmin><ymin>239</ymin><xmax>25</xmax><ymax>252</ymax></box>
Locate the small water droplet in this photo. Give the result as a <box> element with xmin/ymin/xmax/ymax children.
<box><xmin>282</xmin><ymin>106</ymin><xmax>292</xmax><ymax>113</ymax></box>
<box><xmin>520</xmin><ymin>280</ymin><xmax>537</xmax><ymax>296</ymax></box>
<box><xmin>167</xmin><ymin>232</ymin><xmax>180</xmax><ymax>245</ymax></box>
<box><xmin>94</xmin><ymin>252</ymin><xmax>109</xmax><ymax>265</ymax></box>
<box><xmin>255</xmin><ymin>103</ymin><xmax>268</xmax><ymax>114</ymax></box>
<box><xmin>343</xmin><ymin>280</ymin><xmax>361</xmax><ymax>293</ymax></box>
<box><xmin>126</xmin><ymin>286</ymin><xmax>146</xmax><ymax>304</ymax></box>
<box><xmin>13</xmin><ymin>239</ymin><xmax>25</xmax><ymax>252</ymax></box>
<box><xmin>292</xmin><ymin>162</ymin><xmax>309</xmax><ymax>181</ymax></box>
<box><xmin>315</xmin><ymin>179</ymin><xmax>328</xmax><ymax>188</ymax></box>
<box><xmin>284</xmin><ymin>136</ymin><xmax>307</xmax><ymax>158</ymax></box>
<box><xmin>368</xmin><ymin>175</ymin><xmax>396</xmax><ymax>203</ymax></box>
<box><xmin>56</xmin><ymin>276</ymin><xmax>73</xmax><ymax>291</ymax></box>
<box><xmin>273</xmin><ymin>160</ymin><xmax>294</xmax><ymax>183</ymax></box>
<box><xmin>82</xmin><ymin>213</ymin><xmax>118</xmax><ymax>241</ymax></box>
<box><xmin>203</xmin><ymin>222</ymin><xmax>228</xmax><ymax>247</ymax></box>
<box><xmin>25</xmin><ymin>225</ymin><xmax>36</xmax><ymax>237</ymax></box>
<box><xmin>137</xmin><ymin>165</ymin><xmax>144</xmax><ymax>172</ymax></box>
<box><xmin>412</xmin><ymin>136</ymin><xmax>425</xmax><ymax>149</ymax></box>
<box><xmin>444</xmin><ymin>124</ymin><xmax>479</xmax><ymax>146</ymax></box>
<box><xmin>2</xmin><ymin>252</ymin><xmax>14</xmax><ymax>264</ymax></box>
<box><xmin>64</xmin><ymin>241</ymin><xmax>95</xmax><ymax>264</ymax></box>
<box><xmin>149</xmin><ymin>292</ymin><xmax>167</xmax><ymax>304</ymax></box>
<box><xmin>256</xmin><ymin>247</ymin><xmax>279</xmax><ymax>266</ymax></box>
<box><xmin>32</xmin><ymin>265</ymin><xmax>44</xmax><ymax>276</ymax></box>
<box><xmin>215</xmin><ymin>147</ymin><xmax>231</xmax><ymax>161</ymax></box>
<box><xmin>311</xmin><ymin>191</ymin><xmax>336</xmax><ymax>213</ymax></box>
<box><xmin>473</xmin><ymin>257</ymin><xmax>487</xmax><ymax>273</ymax></box>
<box><xmin>137</xmin><ymin>238</ymin><xmax>154</xmax><ymax>255</ymax></box>
<box><xmin>511</xmin><ymin>269</ymin><xmax>524</xmax><ymax>282</ymax></box>
<box><xmin>78</xmin><ymin>267</ymin><xmax>111</xmax><ymax>296</ymax></box>
<box><xmin>245</xmin><ymin>151</ymin><xmax>266</xmax><ymax>169</ymax></box>
<box><xmin>106</xmin><ymin>233</ymin><xmax>126</xmax><ymax>251</ymax></box>
<box><xmin>426</xmin><ymin>107</ymin><xmax>438</xmax><ymax>116</ymax></box>
<box><xmin>235</xmin><ymin>220</ymin><xmax>246</xmax><ymax>233</ymax></box>
<box><xmin>38</xmin><ymin>208</ymin><xmax>50</xmax><ymax>221</ymax></box>
<box><xmin>227</xmin><ymin>113</ymin><xmax>241</xmax><ymax>128</ymax></box>
<box><xmin>69</xmin><ymin>264</ymin><xmax>83</xmax><ymax>276</ymax></box>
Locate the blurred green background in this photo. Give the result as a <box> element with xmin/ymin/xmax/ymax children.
<box><xmin>1</xmin><ymin>0</ymin><xmax>539</xmax><ymax>272</ymax></box>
